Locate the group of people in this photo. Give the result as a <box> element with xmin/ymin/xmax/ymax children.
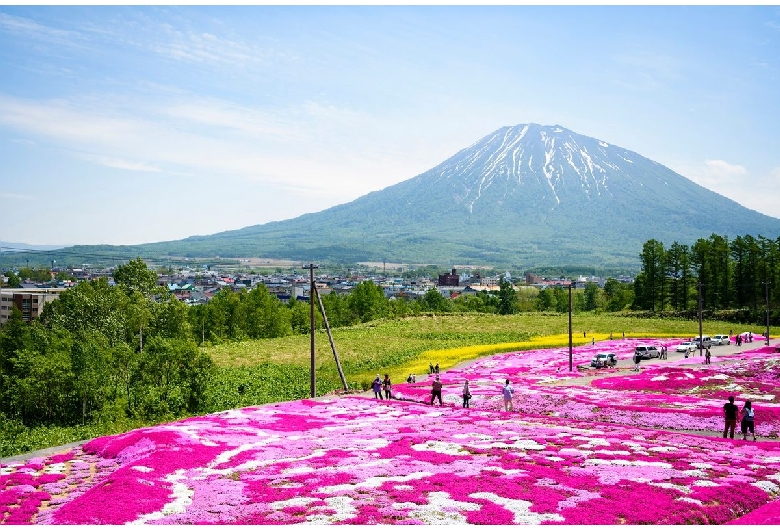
<box><xmin>723</xmin><ymin>396</ymin><xmax>756</xmax><ymax>441</ymax></box>
<box><xmin>429</xmin><ymin>363</ymin><xmax>440</xmax><ymax>374</ymax></box>
<box><xmin>371</xmin><ymin>374</ymin><xmax>393</xmax><ymax>400</ymax></box>
<box><xmin>429</xmin><ymin>376</ymin><xmax>514</xmax><ymax>411</ymax></box>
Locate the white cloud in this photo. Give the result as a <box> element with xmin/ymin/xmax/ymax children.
<box><xmin>0</xmin><ymin>192</ymin><xmax>34</xmax><ymax>200</ymax></box>
<box><xmin>0</xmin><ymin>93</ymin><xmax>421</xmax><ymax>200</ymax></box>
<box><xmin>670</xmin><ymin>159</ymin><xmax>779</xmax><ymax>219</ymax></box>
<box><xmin>0</xmin><ymin>12</ymin><xmax>83</xmax><ymax>45</ymax></box>
<box><xmin>77</xmin><ymin>153</ymin><xmax>162</xmax><ymax>173</ymax></box>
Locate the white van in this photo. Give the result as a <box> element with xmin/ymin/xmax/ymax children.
<box><xmin>692</xmin><ymin>335</ymin><xmax>712</xmax><ymax>349</ymax></box>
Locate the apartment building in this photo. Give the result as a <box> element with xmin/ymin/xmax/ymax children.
<box><xmin>0</xmin><ymin>287</ymin><xmax>66</xmax><ymax>325</ymax></box>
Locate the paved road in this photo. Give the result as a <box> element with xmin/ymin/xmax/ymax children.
<box><xmin>612</xmin><ymin>336</ymin><xmax>779</xmax><ymax>371</ymax></box>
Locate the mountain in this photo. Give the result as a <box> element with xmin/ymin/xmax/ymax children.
<box><xmin>0</xmin><ymin>241</ymin><xmax>65</xmax><ymax>252</ymax></box>
<box><xmin>15</xmin><ymin>124</ymin><xmax>780</xmax><ymax>270</ymax></box>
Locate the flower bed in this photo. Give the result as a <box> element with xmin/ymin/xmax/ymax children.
<box><xmin>1</xmin><ymin>339</ymin><xmax>779</xmax><ymax>524</ymax></box>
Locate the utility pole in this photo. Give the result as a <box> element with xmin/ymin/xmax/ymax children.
<box><xmin>568</xmin><ymin>281</ymin><xmax>573</xmax><ymax>371</ymax></box>
<box><xmin>303</xmin><ymin>263</ymin><xmax>319</xmax><ymax>398</ymax></box>
<box><xmin>765</xmin><ymin>281</ymin><xmax>771</xmax><ymax>346</ymax></box>
<box><xmin>698</xmin><ymin>282</ymin><xmax>703</xmax><ymax>356</ymax></box>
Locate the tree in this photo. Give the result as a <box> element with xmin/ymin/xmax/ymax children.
<box><xmin>583</xmin><ymin>282</ymin><xmax>599</xmax><ymax>311</ymax></box>
<box><xmin>536</xmin><ymin>288</ymin><xmax>554</xmax><ymax>311</ymax></box>
<box><xmin>497</xmin><ymin>279</ymin><xmax>516</xmax><ymax>315</ymax></box>
<box><xmin>420</xmin><ymin>288</ymin><xmax>452</xmax><ymax>313</ymax></box>
<box><xmin>347</xmin><ymin>281</ymin><xmax>389</xmax><ymax>323</ymax></box>
<box><xmin>113</xmin><ymin>258</ymin><xmax>161</xmax><ymax>297</ymax></box>
<box><xmin>5</xmin><ymin>270</ymin><xmax>21</xmax><ymax>288</ymax></box>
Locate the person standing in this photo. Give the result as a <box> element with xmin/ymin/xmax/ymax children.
<box><xmin>406</xmin><ymin>374</ymin><xmax>413</xmax><ymax>384</ymax></box>
<box><xmin>382</xmin><ymin>373</ymin><xmax>392</xmax><ymax>399</ymax></box>
<box><xmin>429</xmin><ymin>363</ymin><xmax>434</xmax><ymax>375</ymax></box>
<box><xmin>462</xmin><ymin>380</ymin><xmax>471</xmax><ymax>408</ymax></box>
<box><xmin>502</xmin><ymin>379</ymin><xmax>514</xmax><ymax>412</ymax></box>
<box><xmin>723</xmin><ymin>396</ymin><xmax>739</xmax><ymax>439</ymax></box>
<box><xmin>705</xmin><ymin>347</ymin><xmax>711</xmax><ymax>365</ymax></box>
<box><xmin>372</xmin><ymin>375</ymin><xmax>383</xmax><ymax>400</ymax></box>
<box><xmin>741</xmin><ymin>400</ymin><xmax>756</xmax><ymax>441</ymax></box>
<box><xmin>434</xmin><ymin>363</ymin><xmax>440</xmax><ymax>374</ymax></box>
<box><xmin>633</xmin><ymin>352</ymin><xmax>641</xmax><ymax>371</ymax></box>
<box><xmin>430</xmin><ymin>375</ymin><xmax>443</xmax><ymax>406</ymax></box>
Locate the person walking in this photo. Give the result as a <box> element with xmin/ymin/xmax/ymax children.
<box><xmin>723</xmin><ymin>396</ymin><xmax>739</xmax><ymax>439</ymax></box>
<box><xmin>705</xmin><ymin>347</ymin><xmax>711</xmax><ymax>365</ymax></box>
<box><xmin>502</xmin><ymin>379</ymin><xmax>514</xmax><ymax>412</ymax></box>
<box><xmin>382</xmin><ymin>373</ymin><xmax>392</xmax><ymax>400</ymax></box>
<box><xmin>429</xmin><ymin>363</ymin><xmax>434</xmax><ymax>375</ymax></box>
<box><xmin>430</xmin><ymin>375</ymin><xmax>443</xmax><ymax>406</ymax></box>
<box><xmin>462</xmin><ymin>380</ymin><xmax>471</xmax><ymax>408</ymax></box>
<box><xmin>434</xmin><ymin>363</ymin><xmax>440</xmax><ymax>374</ymax></box>
<box><xmin>741</xmin><ymin>400</ymin><xmax>756</xmax><ymax>441</ymax></box>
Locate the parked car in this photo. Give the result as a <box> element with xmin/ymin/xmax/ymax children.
<box><xmin>590</xmin><ymin>353</ymin><xmax>618</xmax><ymax>368</ymax></box>
<box><xmin>634</xmin><ymin>345</ymin><xmax>660</xmax><ymax>359</ymax></box>
<box><xmin>712</xmin><ymin>334</ymin><xmax>731</xmax><ymax>345</ymax></box>
<box><xmin>675</xmin><ymin>341</ymin><xmax>697</xmax><ymax>353</ymax></box>
<box><xmin>692</xmin><ymin>335</ymin><xmax>713</xmax><ymax>349</ymax></box>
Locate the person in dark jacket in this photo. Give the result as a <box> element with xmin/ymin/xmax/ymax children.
<box><xmin>430</xmin><ymin>375</ymin><xmax>443</xmax><ymax>406</ymax></box>
<box><xmin>372</xmin><ymin>375</ymin><xmax>383</xmax><ymax>400</ymax></box>
<box><xmin>723</xmin><ymin>395</ymin><xmax>738</xmax><ymax>439</ymax></box>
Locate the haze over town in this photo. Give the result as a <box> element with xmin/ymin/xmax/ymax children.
<box><xmin>1</xmin><ymin>5</ymin><xmax>779</xmax><ymax>247</ymax></box>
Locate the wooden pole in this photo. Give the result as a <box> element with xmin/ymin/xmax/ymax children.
<box><xmin>568</xmin><ymin>282</ymin><xmax>573</xmax><ymax>372</ymax></box>
<box><xmin>303</xmin><ymin>264</ymin><xmax>319</xmax><ymax>398</ymax></box>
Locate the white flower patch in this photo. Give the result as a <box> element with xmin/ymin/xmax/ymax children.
<box><xmin>47</xmin><ymin>463</ymin><xmax>67</xmax><ymax>473</ymax></box>
<box><xmin>270</xmin><ymin>496</ymin><xmax>319</xmax><ymax>509</ymax></box>
<box><xmin>411</xmin><ymin>441</ymin><xmax>471</xmax><ymax>455</ymax></box>
<box><xmin>650</xmin><ymin>482</ymin><xmax>691</xmax><ymax>494</ymax></box>
<box><xmin>767</xmin><ymin>473</ymin><xmax>780</xmax><ymax>482</ymax></box>
<box><xmin>393</xmin><ymin>491</ymin><xmax>481</xmax><ymax>524</ymax></box>
<box><xmin>394</xmin><ymin>485</ymin><xmax>414</xmax><ymax>491</ymax></box>
<box><xmin>682</xmin><ymin>372</ymin><xmax>695</xmax><ymax>379</ymax></box>
<box><xmin>584</xmin><ymin>459</ymin><xmax>672</xmax><ymax>468</ymax></box>
<box><xmin>647</xmin><ymin>446</ymin><xmax>678</xmax><ymax>453</ymax></box>
<box><xmin>545</xmin><ymin>456</ymin><xmax>565</xmax><ymax>462</ymax></box>
<box><xmin>593</xmin><ymin>450</ymin><xmax>631</xmax><ymax>456</ymax></box>
<box><xmin>560</xmin><ymin>448</ymin><xmax>593</xmax><ymax>457</ymax></box>
<box><xmin>304</xmin><ymin>495</ymin><xmax>357</xmax><ymax>524</ymax></box>
<box><xmin>470</xmin><ymin>492</ymin><xmax>564</xmax><ymax>524</ymax></box>
<box><xmin>132</xmin><ymin>466</ymin><xmax>154</xmax><ymax>473</ymax></box>
<box><xmin>682</xmin><ymin>469</ymin><xmax>708</xmax><ymax>478</ymax></box>
<box><xmin>739</xmin><ymin>393</ymin><xmax>775</xmax><ymax>401</ymax></box>
<box><xmin>690</xmin><ymin>462</ymin><xmax>713</xmax><ymax>469</ymax></box>
<box><xmin>650</xmin><ymin>375</ymin><xmax>668</xmax><ymax>381</ymax></box>
<box><xmin>677</xmin><ymin>497</ymin><xmax>703</xmax><ymax>505</ymax></box>
<box><xmin>760</xmin><ymin>457</ymin><xmax>780</xmax><ymax>463</ymax></box>
<box><xmin>577</xmin><ymin>437</ymin><xmax>611</xmax><ymax>449</ymax></box>
<box><xmin>317</xmin><ymin>471</ymin><xmax>433</xmax><ymax>494</ymax></box>
<box><xmin>282</xmin><ymin>465</ymin><xmax>317</xmax><ymax>475</ymax></box>
<box><xmin>451</xmin><ymin>432</ymin><xmax>494</xmax><ymax>442</ymax></box>
<box><xmin>752</xmin><ymin>481</ymin><xmax>780</xmax><ymax>494</ymax></box>
<box><xmin>724</xmin><ymin>383</ymin><xmax>744</xmax><ymax>391</ymax></box>
<box><xmin>210</xmin><ymin>440</ymin><xmax>282</xmax><ymax>468</ymax></box>
<box><xmin>482</xmin><ymin>466</ymin><xmax>525</xmax><ymax>476</ymax></box>
<box><xmin>701</xmin><ymin>374</ymin><xmax>729</xmax><ymax>381</ymax></box>
<box><xmin>131</xmin><ymin>469</ymin><xmax>193</xmax><ymax>524</ymax></box>
<box><xmin>693</xmin><ymin>480</ymin><xmax>719</xmax><ymax>487</ymax></box>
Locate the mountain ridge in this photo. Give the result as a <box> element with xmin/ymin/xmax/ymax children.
<box><xmin>6</xmin><ymin>124</ymin><xmax>780</xmax><ymax>270</ymax></box>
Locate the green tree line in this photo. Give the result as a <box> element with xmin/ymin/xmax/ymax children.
<box><xmin>633</xmin><ymin>234</ymin><xmax>780</xmax><ymax>323</ymax></box>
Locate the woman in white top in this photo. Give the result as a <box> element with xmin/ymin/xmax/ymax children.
<box><xmin>741</xmin><ymin>400</ymin><xmax>756</xmax><ymax>441</ymax></box>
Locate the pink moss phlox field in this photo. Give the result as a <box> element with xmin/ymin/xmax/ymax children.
<box><xmin>2</xmin><ymin>339</ymin><xmax>780</xmax><ymax>524</ymax></box>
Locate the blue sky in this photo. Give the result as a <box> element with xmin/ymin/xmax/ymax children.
<box><xmin>1</xmin><ymin>5</ymin><xmax>779</xmax><ymax>246</ymax></box>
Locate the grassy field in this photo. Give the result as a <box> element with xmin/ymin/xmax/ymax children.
<box><xmin>205</xmin><ymin>312</ymin><xmax>758</xmax><ymax>389</ymax></box>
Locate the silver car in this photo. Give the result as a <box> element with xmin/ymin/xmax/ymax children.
<box><xmin>676</xmin><ymin>341</ymin><xmax>697</xmax><ymax>353</ymax></box>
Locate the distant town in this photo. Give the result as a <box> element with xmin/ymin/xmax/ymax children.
<box><xmin>0</xmin><ymin>264</ymin><xmax>635</xmax><ymax>325</ymax></box>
